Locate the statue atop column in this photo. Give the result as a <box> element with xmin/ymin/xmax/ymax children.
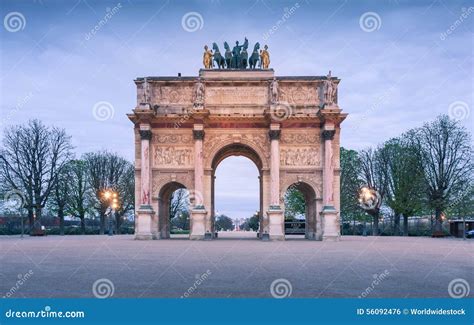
<box><xmin>260</xmin><ymin>45</ymin><xmax>270</xmax><ymax>69</ymax></box>
<box><xmin>203</xmin><ymin>45</ymin><xmax>213</xmax><ymax>69</ymax></box>
<box><xmin>324</xmin><ymin>71</ymin><xmax>338</xmax><ymax>107</ymax></box>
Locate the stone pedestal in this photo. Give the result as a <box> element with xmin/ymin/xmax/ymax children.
<box><xmin>135</xmin><ymin>206</ymin><xmax>157</xmax><ymax>240</ymax></box>
<box><xmin>190</xmin><ymin>208</ymin><xmax>207</xmax><ymax>240</ymax></box>
<box><xmin>267</xmin><ymin>208</ymin><xmax>285</xmax><ymax>240</ymax></box>
<box><xmin>321</xmin><ymin>207</ymin><xmax>340</xmax><ymax>241</ymax></box>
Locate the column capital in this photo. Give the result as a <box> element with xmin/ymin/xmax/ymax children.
<box><xmin>139</xmin><ymin>130</ymin><xmax>152</xmax><ymax>140</ymax></box>
<box><xmin>268</xmin><ymin>129</ymin><xmax>281</xmax><ymax>140</ymax></box>
<box><xmin>321</xmin><ymin>130</ymin><xmax>335</xmax><ymax>141</ymax></box>
<box><xmin>193</xmin><ymin>130</ymin><xmax>205</xmax><ymax>140</ymax></box>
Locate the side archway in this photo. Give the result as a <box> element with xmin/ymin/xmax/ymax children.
<box><xmin>157</xmin><ymin>181</ymin><xmax>187</xmax><ymax>239</ymax></box>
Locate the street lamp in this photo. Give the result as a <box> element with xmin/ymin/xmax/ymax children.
<box><xmin>101</xmin><ymin>189</ymin><xmax>120</xmax><ymax>236</ymax></box>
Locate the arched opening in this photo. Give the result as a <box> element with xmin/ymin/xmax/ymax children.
<box><xmin>283</xmin><ymin>182</ymin><xmax>317</xmax><ymax>240</ymax></box>
<box><xmin>211</xmin><ymin>144</ymin><xmax>263</xmax><ymax>239</ymax></box>
<box><xmin>158</xmin><ymin>182</ymin><xmax>190</xmax><ymax>239</ymax></box>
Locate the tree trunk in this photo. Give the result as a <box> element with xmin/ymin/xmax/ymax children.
<box><xmin>394</xmin><ymin>213</ymin><xmax>401</xmax><ymax>236</ymax></box>
<box><xmin>432</xmin><ymin>207</ymin><xmax>444</xmax><ymax>237</ymax></box>
<box><xmin>372</xmin><ymin>213</ymin><xmax>379</xmax><ymax>236</ymax></box>
<box><xmin>80</xmin><ymin>215</ymin><xmax>86</xmax><ymax>235</ymax></box>
<box><xmin>27</xmin><ymin>208</ymin><xmax>34</xmax><ymax>233</ymax></box>
<box><xmin>99</xmin><ymin>213</ymin><xmax>105</xmax><ymax>235</ymax></box>
<box><xmin>352</xmin><ymin>217</ymin><xmax>356</xmax><ymax>236</ymax></box>
<box><xmin>32</xmin><ymin>206</ymin><xmax>42</xmax><ymax>234</ymax></box>
<box><xmin>403</xmin><ymin>214</ymin><xmax>408</xmax><ymax>236</ymax></box>
<box><xmin>59</xmin><ymin>209</ymin><xmax>65</xmax><ymax>236</ymax></box>
<box><xmin>115</xmin><ymin>214</ymin><xmax>122</xmax><ymax>234</ymax></box>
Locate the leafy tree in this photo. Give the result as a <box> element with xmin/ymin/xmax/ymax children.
<box><xmin>412</xmin><ymin>115</ymin><xmax>473</xmax><ymax>236</ymax></box>
<box><xmin>378</xmin><ymin>135</ymin><xmax>426</xmax><ymax>235</ymax></box>
<box><xmin>284</xmin><ymin>188</ymin><xmax>305</xmax><ymax>220</ymax></box>
<box><xmin>340</xmin><ymin>147</ymin><xmax>363</xmax><ymax>234</ymax></box>
<box><xmin>248</xmin><ymin>214</ymin><xmax>259</xmax><ymax>231</ymax></box>
<box><xmin>215</xmin><ymin>214</ymin><xmax>234</xmax><ymax>231</ymax></box>
<box><xmin>0</xmin><ymin>119</ymin><xmax>72</xmax><ymax>233</ymax></box>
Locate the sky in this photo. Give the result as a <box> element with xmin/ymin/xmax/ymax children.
<box><xmin>1</xmin><ymin>0</ymin><xmax>472</xmax><ymax>218</ymax></box>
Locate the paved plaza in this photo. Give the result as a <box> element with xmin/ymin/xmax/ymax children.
<box><xmin>1</xmin><ymin>234</ymin><xmax>472</xmax><ymax>298</ymax></box>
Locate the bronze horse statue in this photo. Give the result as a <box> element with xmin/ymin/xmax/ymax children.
<box><xmin>224</xmin><ymin>42</ymin><xmax>232</xmax><ymax>69</ymax></box>
<box><xmin>212</xmin><ymin>42</ymin><xmax>225</xmax><ymax>69</ymax></box>
<box><xmin>249</xmin><ymin>42</ymin><xmax>260</xmax><ymax>69</ymax></box>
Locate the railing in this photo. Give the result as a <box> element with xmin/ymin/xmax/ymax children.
<box><xmin>284</xmin><ymin>221</ymin><xmax>305</xmax><ymax>235</ymax></box>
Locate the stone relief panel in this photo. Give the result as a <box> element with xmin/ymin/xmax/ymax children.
<box><xmin>153</xmin><ymin>85</ymin><xmax>194</xmax><ymax>105</ymax></box>
<box><xmin>279</xmin><ymin>84</ymin><xmax>320</xmax><ymax>106</ymax></box>
<box><xmin>153</xmin><ymin>134</ymin><xmax>193</xmax><ymax>144</ymax></box>
<box><xmin>205</xmin><ymin>86</ymin><xmax>268</xmax><ymax>106</ymax></box>
<box><xmin>203</xmin><ymin>132</ymin><xmax>270</xmax><ymax>162</ymax></box>
<box><xmin>152</xmin><ymin>172</ymin><xmax>194</xmax><ymax>196</ymax></box>
<box><xmin>280</xmin><ymin>132</ymin><xmax>320</xmax><ymax>145</ymax></box>
<box><xmin>153</xmin><ymin>146</ymin><xmax>193</xmax><ymax>167</ymax></box>
<box><xmin>280</xmin><ymin>148</ymin><xmax>320</xmax><ymax>166</ymax></box>
<box><xmin>280</xmin><ymin>172</ymin><xmax>323</xmax><ymax>199</ymax></box>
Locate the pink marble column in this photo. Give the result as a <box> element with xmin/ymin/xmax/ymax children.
<box><xmin>193</xmin><ymin>126</ymin><xmax>205</xmax><ymax>207</ymax></box>
<box><xmin>139</xmin><ymin>125</ymin><xmax>152</xmax><ymax>208</ymax></box>
<box><xmin>322</xmin><ymin>128</ymin><xmax>336</xmax><ymax>209</ymax></box>
<box><xmin>268</xmin><ymin>126</ymin><xmax>281</xmax><ymax>208</ymax></box>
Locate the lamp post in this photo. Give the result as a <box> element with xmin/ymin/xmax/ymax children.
<box><xmin>101</xmin><ymin>189</ymin><xmax>120</xmax><ymax>236</ymax></box>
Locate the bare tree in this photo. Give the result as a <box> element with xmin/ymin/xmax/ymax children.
<box><xmin>413</xmin><ymin>115</ymin><xmax>473</xmax><ymax>236</ymax></box>
<box><xmin>50</xmin><ymin>164</ymin><xmax>72</xmax><ymax>235</ymax></box>
<box><xmin>65</xmin><ymin>159</ymin><xmax>91</xmax><ymax>234</ymax></box>
<box><xmin>114</xmin><ymin>162</ymin><xmax>135</xmax><ymax>234</ymax></box>
<box><xmin>0</xmin><ymin>120</ymin><xmax>72</xmax><ymax>233</ymax></box>
<box><xmin>358</xmin><ymin>147</ymin><xmax>387</xmax><ymax>235</ymax></box>
<box><xmin>83</xmin><ymin>151</ymin><xmax>131</xmax><ymax>234</ymax></box>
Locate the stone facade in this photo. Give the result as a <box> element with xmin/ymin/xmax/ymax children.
<box><xmin>128</xmin><ymin>69</ymin><xmax>347</xmax><ymax>241</ymax></box>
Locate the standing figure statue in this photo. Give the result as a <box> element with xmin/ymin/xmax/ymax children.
<box><xmin>270</xmin><ymin>77</ymin><xmax>279</xmax><ymax>104</ymax></box>
<box><xmin>324</xmin><ymin>71</ymin><xmax>337</xmax><ymax>106</ymax></box>
<box><xmin>212</xmin><ymin>43</ymin><xmax>225</xmax><ymax>69</ymax></box>
<box><xmin>260</xmin><ymin>44</ymin><xmax>270</xmax><ymax>69</ymax></box>
<box><xmin>224</xmin><ymin>41</ymin><xmax>232</xmax><ymax>69</ymax></box>
<box><xmin>231</xmin><ymin>37</ymin><xmax>247</xmax><ymax>69</ymax></box>
<box><xmin>249</xmin><ymin>42</ymin><xmax>260</xmax><ymax>69</ymax></box>
<box><xmin>194</xmin><ymin>77</ymin><xmax>205</xmax><ymax>108</ymax></box>
<box><xmin>240</xmin><ymin>38</ymin><xmax>249</xmax><ymax>69</ymax></box>
<box><xmin>203</xmin><ymin>45</ymin><xmax>213</xmax><ymax>69</ymax></box>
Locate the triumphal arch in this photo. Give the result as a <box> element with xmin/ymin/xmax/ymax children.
<box><xmin>128</xmin><ymin>42</ymin><xmax>347</xmax><ymax>241</ymax></box>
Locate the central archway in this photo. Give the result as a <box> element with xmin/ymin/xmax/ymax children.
<box><xmin>210</xmin><ymin>143</ymin><xmax>264</xmax><ymax>238</ymax></box>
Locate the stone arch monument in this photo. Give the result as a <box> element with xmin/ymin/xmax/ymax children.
<box><xmin>127</xmin><ymin>69</ymin><xmax>347</xmax><ymax>241</ymax></box>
